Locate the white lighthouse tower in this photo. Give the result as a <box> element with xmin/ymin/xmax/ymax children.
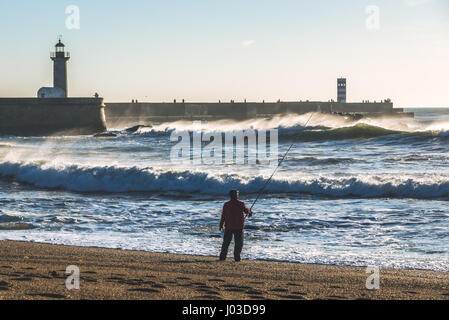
<box><xmin>38</xmin><ymin>39</ymin><xmax>70</xmax><ymax>98</ymax></box>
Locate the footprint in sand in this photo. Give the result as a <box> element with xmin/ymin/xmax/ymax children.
<box><xmin>246</xmin><ymin>289</ymin><xmax>263</xmax><ymax>295</ymax></box>
<box><xmin>271</xmin><ymin>288</ymin><xmax>288</xmax><ymax>293</ymax></box>
<box><xmin>12</xmin><ymin>277</ymin><xmax>33</xmax><ymax>281</ymax></box>
<box><xmin>29</xmin><ymin>293</ymin><xmax>66</xmax><ymax>299</ymax></box>
<box><xmin>128</xmin><ymin>288</ymin><xmax>159</xmax><ymax>293</ymax></box>
<box><xmin>196</xmin><ymin>284</ymin><xmax>213</xmax><ymax>289</ymax></box>
<box><xmin>10</xmin><ymin>272</ymin><xmax>24</xmax><ymax>277</ymax></box>
<box><xmin>291</xmin><ymin>291</ymin><xmax>306</xmax><ymax>295</ymax></box>
<box><xmin>223</xmin><ymin>284</ymin><xmax>251</xmax><ymax>289</ymax></box>
<box><xmin>49</xmin><ymin>271</ymin><xmax>65</xmax><ymax>279</ymax></box>
<box><xmin>287</xmin><ymin>282</ymin><xmax>302</xmax><ymax>287</ymax></box>
<box><xmin>84</xmin><ymin>271</ymin><xmax>97</xmax><ymax>275</ymax></box>
<box><xmin>112</xmin><ymin>273</ymin><xmax>126</xmax><ymax>277</ymax></box>
<box><xmin>224</xmin><ymin>287</ymin><xmax>246</xmax><ymax>293</ymax></box>
<box><xmin>278</xmin><ymin>294</ymin><xmax>305</xmax><ymax>300</ymax></box>
<box><xmin>123</xmin><ymin>279</ymin><xmax>143</xmax><ymax>285</ymax></box>
<box><xmin>0</xmin><ymin>281</ymin><xmax>9</xmax><ymax>291</ymax></box>
<box><xmin>197</xmin><ymin>288</ymin><xmax>220</xmax><ymax>296</ymax></box>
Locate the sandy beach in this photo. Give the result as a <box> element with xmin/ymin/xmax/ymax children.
<box><xmin>0</xmin><ymin>240</ymin><xmax>447</xmax><ymax>300</ymax></box>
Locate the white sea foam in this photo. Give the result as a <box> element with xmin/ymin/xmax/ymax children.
<box><xmin>143</xmin><ymin>112</ymin><xmax>449</xmax><ymax>134</ymax></box>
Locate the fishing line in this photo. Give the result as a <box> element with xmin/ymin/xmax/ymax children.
<box><xmin>247</xmin><ymin>112</ymin><xmax>314</xmax><ymax>217</ymax></box>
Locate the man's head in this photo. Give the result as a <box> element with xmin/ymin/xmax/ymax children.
<box><xmin>229</xmin><ymin>189</ymin><xmax>239</xmax><ymax>200</ymax></box>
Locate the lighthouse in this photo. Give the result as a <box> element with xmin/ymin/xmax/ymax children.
<box><xmin>38</xmin><ymin>39</ymin><xmax>70</xmax><ymax>98</ymax></box>
<box><xmin>337</xmin><ymin>78</ymin><xmax>346</xmax><ymax>103</ymax></box>
<box><xmin>51</xmin><ymin>39</ymin><xmax>70</xmax><ymax>97</ymax></box>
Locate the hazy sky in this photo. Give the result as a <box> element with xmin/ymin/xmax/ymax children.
<box><xmin>0</xmin><ymin>0</ymin><xmax>448</xmax><ymax>106</ymax></box>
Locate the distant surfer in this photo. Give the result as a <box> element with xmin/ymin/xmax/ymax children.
<box><xmin>219</xmin><ymin>190</ymin><xmax>252</xmax><ymax>262</ymax></box>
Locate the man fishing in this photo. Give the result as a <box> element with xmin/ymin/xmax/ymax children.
<box><xmin>217</xmin><ymin>114</ymin><xmax>312</xmax><ymax>262</ymax></box>
<box><xmin>219</xmin><ymin>190</ymin><xmax>252</xmax><ymax>262</ymax></box>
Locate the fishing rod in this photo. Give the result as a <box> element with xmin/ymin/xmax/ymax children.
<box><xmin>247</xmin><ymin>112</ymin><xmax>314</xmax><ymax>217</ymax></box>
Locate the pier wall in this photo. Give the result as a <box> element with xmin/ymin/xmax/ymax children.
<box><xmin>0</xmin><ymin>98</ymin><xmax>106</xmax><ymax>136</ymax></box>
<box><xmin>105</xmin><ymin>101</ymin><xmax>406</xmax><ymax>126</ymax></box>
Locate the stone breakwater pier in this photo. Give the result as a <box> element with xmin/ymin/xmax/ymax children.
<box><xmin>0</xmin><ymin>98</ymin><xmax>106</xmax><ymax>136</ymax></box>
<box><xmin>104</xmin><ymin>100</ymin><xmax>413</xmax><ymax>127</ymax></box>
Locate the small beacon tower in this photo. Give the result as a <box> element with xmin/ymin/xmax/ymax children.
<box><xmin>50</xmin><ymin>39</ymin><xmax>70</xmax><ymax>97</ymax></box>
<box><xmin>337</xmin><ymin>78</ymin><xmax>346</xmax><ymax>103</ymax></box>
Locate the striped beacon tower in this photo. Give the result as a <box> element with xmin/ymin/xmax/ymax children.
<box><xmin>337</xmin><ymin>78</ymin><xmax>346</xmax><ymax>103</ymax></box>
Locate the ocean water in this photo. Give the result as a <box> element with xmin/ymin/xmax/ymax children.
<box><xmin>1</xmin><ymin>109</ymin><xmax>449</xmax><ymax>271</ymax></box>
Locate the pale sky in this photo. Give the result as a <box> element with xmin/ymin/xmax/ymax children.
<box><xmin>0</xmin><ymin>0</ymin><xmax>448</xmax><ymax>107</ymax></box>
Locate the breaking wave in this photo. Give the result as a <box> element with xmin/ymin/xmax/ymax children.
<box><xmin>278</xmin><ymin>124</ymin><xmax>416</xmax><ymax>141</ymax></box>
<box><xmin>124</xmin><ymin>123</ymin><xmax>437</xmax><ymax>143</ymax></box>
<box><xmin>0</xmin><ymin>161</ymin><xmax>448</xmax><ymax>199</ymax></box>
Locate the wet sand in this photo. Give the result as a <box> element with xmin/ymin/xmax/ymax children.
<box><xmin>0</xmin><ymin>240</ymin><xmax>448</xmax><ymax>300</ymax></box>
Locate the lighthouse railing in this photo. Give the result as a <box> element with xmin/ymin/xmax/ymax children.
<box><xmin>50</xmin><ymin>52</ymin><xmax>70</xmax><ymax>59</ymax></box>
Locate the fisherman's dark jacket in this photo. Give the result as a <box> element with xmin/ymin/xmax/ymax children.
<box><xmin>220</xmin><ymin>199</ymin><xmax>250</xmax><ymax>230</ymax></box>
